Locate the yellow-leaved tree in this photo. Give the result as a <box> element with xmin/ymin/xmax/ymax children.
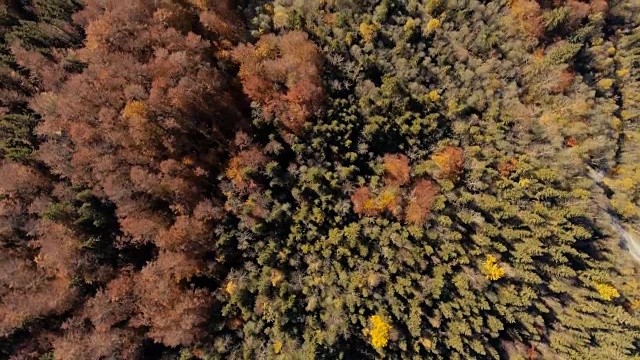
<box><xmin>370</xmin><ymin>315</ymin><xmax>391</xmax><ymax>349</ymax></box>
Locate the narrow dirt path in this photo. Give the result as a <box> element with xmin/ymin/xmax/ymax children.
<box><xmin>587</xmin><ymin>166</ymin><xmax>640</xmax><ymax>264</ymax></box>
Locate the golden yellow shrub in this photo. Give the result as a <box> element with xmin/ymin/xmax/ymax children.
<box><xmin>271</xmin><ymin>269</ymin><xmax>285</xmax><ymax>286</ymax></box>
<box><xmin>617</xmin><ymin>68</ymin><xmax>630</xmax><ymax>77</ymax></box>
<box><xmin>598</xmin><ymin>78</ymin><xmax>614</xmax><ymax>90</ymax></box>
<box><xmin>225</xmin><ymin>280</ymin><xmax>238</xmax><ymax>295</ymax></box>
<box><xmin>359</xmin><ymin>22</ymin><xmax>378</xmax><ymax>43</ymax></box>
<box><xmin>595</xmin><ymin>283</ymin><xmax>620</xmax><ymax>301</ymax></box>
<box><xmin>484</xmin><ymin>255</ymin><xmax>505</xmax><ymax>281</ymax></box>
<box><xmin>273</xmin><ymin>340</ymin><xmax>283</xmax><ymax>354</ymax></box>
<box><xmin>122</xmin><ymin>101</ymin><xmax>147</xmax><ymax>119</ymax></box>
<box><xmin>225</xmin><ymin>157</ymin><xmax>244</xmax><ymax>185</ymax></box>
<box><xmin>426</xmin><ymin>18</ymin><xmax>440</xmax><ymax>32</ymax></box>
<box><xmin>370</xmin><ymin>315</ymin><xmax>391</xmax><ymax>349</ymax></box>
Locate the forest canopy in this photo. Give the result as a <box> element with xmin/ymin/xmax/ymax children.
<box><xmin>2</xmin><ymin>0</ymin><xmax>640</xmax><ymax>359</ymax></box>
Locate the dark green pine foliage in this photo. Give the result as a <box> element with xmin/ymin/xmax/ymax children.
<box><xmin>210</xmin><ymin>0</ymin><xmax>640</xmax><ymax>359</ymax></box>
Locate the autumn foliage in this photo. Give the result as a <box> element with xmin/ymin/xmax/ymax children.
<box><xmin>353</xmin><ymin>155</ymin><xmax>438</xmax><ymax>224</ymax></box>
<box><xmin>225</xmin><ymin>147</ymin><xmax>268</xmax><ymax>193</ymax></box>
<box><xmin>510</xmin><ymin>0</ymin><xmax>609</xmax><ymax>38</ymax></box>
<box><xmin>498</xmin><ymin>158</ymin><xmax>518</xmax><ymax>177</ymax></box>
<box><xmin>351</xmin><ymin>186</ymin><xmax>373</xmax><ymax>216</ymax></box>
<box><xmin>509</xmin><ymin>0</ymin><xmax>544</xmax><ymax>38</ymax></box>
<box><xmin>383</xmin><ymin>154</ymin><xmax>411</xmax><ymax>186</ymax></box>
<box><xmin>232</xmin><ymin>31</ymin><xmax>324</xmax><ymax>134</ymax></box>
<box><xmin>1</xmin><ymin>0</ymin><xmax>245</xmax><ymax>355</ymax></box>
<box><xmin>432</xmin><ymin>146</ymin><xmax>465</xmax><ymax>181</ymax></box>
<box><xmin>369</xmin><ymin>315</ymin><xmax>391</xmax><ymax>349</ymax></box>
<box><xmin>34</xmin><ymin>0</ymin><xmax>241</xmax><ymax>248</ymax></box>
<box><xmin>405</xmin><ymin>180</ymin><xmax>438</xmax><ymax>225</ymax></box>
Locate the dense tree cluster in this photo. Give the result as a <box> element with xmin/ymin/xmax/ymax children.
<box><xmin>3</xmin><ymin>0</ymin><xmax>640</xmax><ymax>359</ymax></box>
<box><xmin>232</xmin><ymin>30</ymin><xmax>324</xmax><ymax>136</ymax></box>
